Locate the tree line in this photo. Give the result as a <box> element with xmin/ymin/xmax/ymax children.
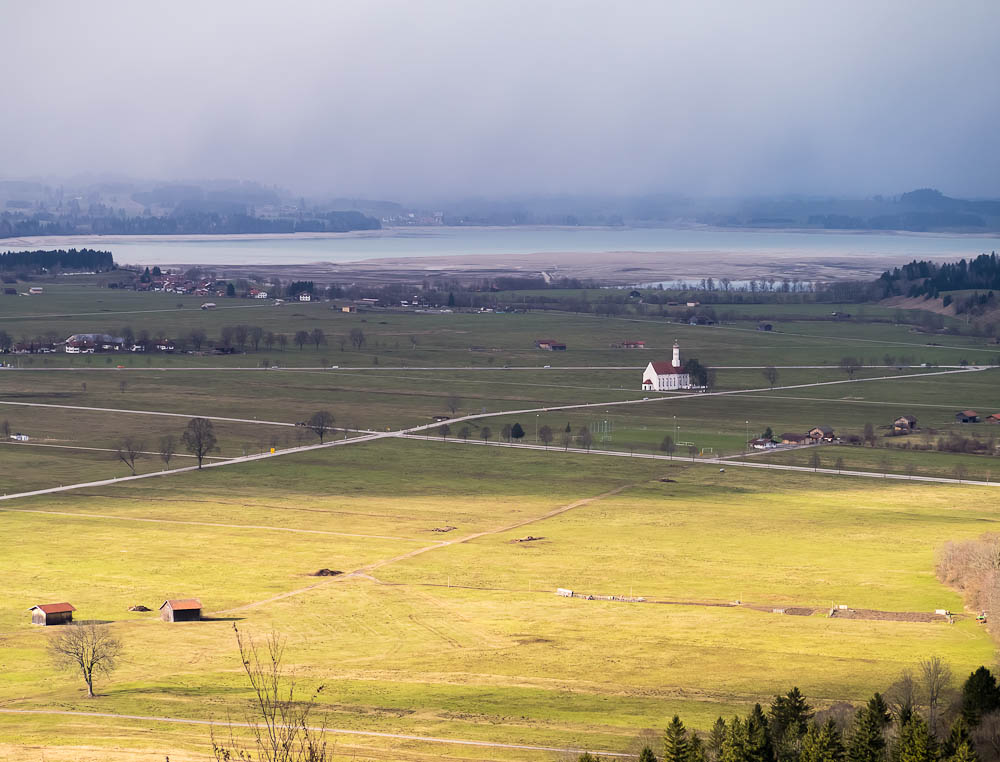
<box><xmin>877</xmin><ymin>254</ymin><xmax>1000</xmax><ymax>300</ymax></box>
<box><xmin>0</xmin><ymin>248</ymin><xmax>114</xmax><ymax>273</ymax></box>
<box><xmin>580</xmin><ymin>661</ymin><xmax>1000</xmax><ymax>762</ymax></box>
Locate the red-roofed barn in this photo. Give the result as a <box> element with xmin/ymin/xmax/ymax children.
<box><xmin>160</xmin><ymin>598</ymin><xmax>203</xmax><ymax>622</ymax></box>
<box><xmin>29</xmin><ymin>602</ymin><xmax>75</xmax><ymax>626</ymax></box>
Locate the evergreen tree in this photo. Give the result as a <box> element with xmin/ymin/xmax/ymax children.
<box><xmin>721</xmin><ymin>717</ymin><xmax>751</xmax><ymax>762</ymax></box>
<box><xmin>896</xmin><ymin>714</ymin><xmax>937</xmax><ymax>762</ymax></box>
<box><xmin>708</xmin><ymin>718</ymin><xmax>728</xmax><ymax>761</ymax></box>
<box><xmin>947</xmin><ymin>742</ymin><xmax>978</xmax><ymax>762</ymax></box>
<box><xmin>801</xmin><ymin>720</ymin><xmax>846</xmax><ymax>762</ymax></box>
<box><xmin>690</xmin><ymin>734</ymin><xmax>708</xmax><ymax>762</ymax></box>
<box><xmin>849</xmin><ymin>694</ymin><xmax>891</xmax><ymax>762</ymax></box>
<box><xmin>747</xmin><ymin>704</ymin><xmax>776</xmax><ymax>762</ymax></box>
<box><xmin>960</xmin><ymin>667</ymin><xmax>1000</xmax><ymax>726</ymax></box>
<box><xmin>940</xmin><ymin>718</ymin><xmax>973</xmax><ymax>760</ymax></box>
<box><xmin>771</xmin><ymin>688</ymin><xmax>814</xmax><ymax>741</ymax></box>
<box><xmin>664</xmin><ymin>715</ymin><xmax>691</xmax><ymax>762</ymax></box>
<box><xmin>639</xmin><ymin>747</ymin><xmax>659</xmax><ymax>762</ymax></box>
<box><xmin>510</xmin><ymin>422</ymin><xmax>525</xmax><ymax>441</ymax></box>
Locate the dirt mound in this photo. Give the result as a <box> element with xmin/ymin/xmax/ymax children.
<box><xmin>659</xmin><ymin>478</ymin><xmax>677</xmax><ymax>483</ymax></box>
<box><xmin>312</xmin><ymin>568</ymin><xmax>343</xmax><ymax>577</ymax></box>
<box><xmin>512</xmin><ymin>536</ymin><xmax>544</xmax><ymax>543</ymax></box>
<box><xmin>431</xmin><ymin>526</ymin><xmax>457</xmax><ymax>533</ymax></box>
<box><xmin>127</xmin><ymin>604</ymin><xmax>151</xmax><ymax>612</ymax></box>
<box><xmin>830</xmin><ymin>608</ymin><xmax>945</xmax><ymax>622</ymax></box>
<box><xmin>784</xmin><ymin>607</ymin><xmax>814</xmax><ymax>616</ymax></box>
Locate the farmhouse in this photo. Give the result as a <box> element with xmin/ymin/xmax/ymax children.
<box><xmin>781</xmin><ymin>433</ymin><xmax>810</xmax><ymax>445</ymax></box>
<box><xmin>808</xmin><ymin>425</ymin><xmax>836</xmax><ymax>442</ymax></box>
<box><xmin>535</xmin><ymin>339</ymin><xmax>567</xmax><ymax>351</ymax></box>
<box><xmin>28</xmin><ymin>287</ymin><xmax>43</xmax><ymax>295</ymax></box>
<box><xmin>29</xmin><ymin>602</ymin><xmax>75</xmax><ymax>625</ymax></box>
<box><xmin>956</xmin><ymin>410</ymin><xmax>980</xmax><ymax>424</ymax></box>
<box><xmin>621</xmin><ymin>340</ymin><xmax>645</xmax><ymax>349</ymax></box>
<box><xmin>749</xmin><ymin>437</ymin><xmax>777</xmax><ymax>450</ymax></box>
<box><xmin>160</xmin><ymin>598</ymin><xmax>202</xmax><ymax>622</ymax></box>
<box><xmin>988</xmin><ymin>414</ymin><xmax>1000</xmax><ymax>424</ymax></box>
<box><xmin>641</xmin><ymin>341</ymin><xmax>692</xmax><ymax>391</ymax></box>
<box><xmin>298</xmin><ymin>293</ymin><xmax>312</xmax><ymax>302</ymax></box>
<box><xmin>893</xmin><ymin>415</ymin><xmax>918</xmax><ymax>433</ymax></box>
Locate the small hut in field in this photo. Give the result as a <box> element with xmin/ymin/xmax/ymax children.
<box><xmin>29</xmin><ymin>602</ymin><xmax>75</xmax><ymax>625</ymax></box>
<box><xmin>159</xmin><ymin>598</ymin><xmax>202</xmax><ymax>622</ymax></box>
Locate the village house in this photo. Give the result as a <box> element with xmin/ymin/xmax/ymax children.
<box><xmin>956</xmin><ymin>410</ymin><xmax>980</xmax><ymax>424</ymax></box>
<box><xmin>535</xmin><ymin>339</ymin><xmax>567</xmax><ymax>351</ymax></box>
<box><xmin>29</xmin><ymin>602</ymin><xmax>75</xmax><ymax>625</ymax></box>
<box><xmin>160</xmin><ymin>598</ymin><xmax>202</xmax><ymax>622</ymax></box>
<box><xmin>641</xmin><ymin>341</ymin><xmax>692</xmax><ymax>391</ymax></box>
<box><xmin>298</xmin><ymin>293</ymin><xmax>312</xmax><ymax>302</ymax></box>
<box><xmin>781</xmin><ymin>433</ymin><xmax>811</xmax><ymax>445</ymax></box>
<box><xmin>893</xmin><ymin>415</ymin><xmax>918</xmax><ymax>433</ymax></box>
<box><xmin>611</xmin><ymin>339</ymin><xmax>645</xmax><ymax>349</ymax></box>
<box><xmin>808</xmin><ymin>425</ymin><xmax>836</xmax><ymax>442</ymax></box>
<box><xmin>749</xmin><ymin>437</ymin><xmax>777</xmax><ymax>450</ymax></box>
<box><xmin>986</xmin><ymin>413</ymin><xmax>1000</xmax><ymax>424</ymax></box>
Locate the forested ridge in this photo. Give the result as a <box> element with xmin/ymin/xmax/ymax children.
<box><xmin>0</xmin><ymin>248</ymin><xmax>114</xmax><ymax>272</ymax></box>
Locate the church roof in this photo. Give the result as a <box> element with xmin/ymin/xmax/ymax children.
<box><xmin>649</xmin><ymin>361</ymin><xmax>685</xmax><ymax>375</ymax></box>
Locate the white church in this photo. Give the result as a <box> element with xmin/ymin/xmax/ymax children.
<box><xmin>641</xmin><ymin>341</ymin><xmax>692</xmax><ymax>391</ymax></box>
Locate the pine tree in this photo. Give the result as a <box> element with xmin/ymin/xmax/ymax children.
<box><xmin>664</xmin><ymin>715</ymin><xmax>691</xmax><ymax>762</ymax></box>
<box><xmin>721</xmin><ymin>717</ymin><xmax>751</xmax><ymax>762</ymax></box>
<box><xmin>896</xmin><ymin>714</ymin><xmax>937</xmax><ymax>762</ymax></box>
<box><xmin>708</xmin><ymin>718</ymin><xmax>729</xmax><ymax>760</ymax></box>
<box><xmin>941</xmin><ymin>718</ymin><xmax>973</xmax><ymax>760</ymax></box>
<box><xmin>691</xmin><ymin>734</ymin><xmax>709</xmax><ymax>762</ymax></box>
<box><xmin>639</xmin><ymin>747</ymin><xmax>659</xmax><ymax>762</ymax></box>
<box><xmin>849</xmin><ymin>694</ymin><xmax>891</xmax><ymax>762</ymax></box>
<box><xmin>771</xmin><ymin>687</ymin><xmax>815</xmax><ymax>762</ymax></box>
<box><xmin>947</xmin><ymin>741</ymin><xmax>978</xmax><ymax>762</ymax></box>
<box><xmin>747</xmin><ymin>704</ymin><xmax>776</xmax><ymax>762</ymax></box>
<box><xmin>961</xmin><ymin>667</ymin><xmax>1000</xmax><ymax>726</ymax></box>
<box><xmin>802</xmin><ymin>720</ymin><xmax>846</xmax><ymax>762</ymax></box>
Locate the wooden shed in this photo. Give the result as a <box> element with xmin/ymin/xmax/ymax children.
<box><xmin>29</xmin><ymin>602</ymin><xmax>75</xmax><ymax>625</ymax></box>
<box><xmin>956</xmin><ymin>410</ymin><xmax>980</xmax><ymax>424</ymax></box>
<box><xmin>160</xmin><ymin>598</ymin><xmax>202</xmax><ymax>622</ymax></box>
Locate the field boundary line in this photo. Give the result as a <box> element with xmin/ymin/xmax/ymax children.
<box><xmin>0</xmin><ymin>440</ymin><xmax>228</xmax><ymax>460</ymax></box>
<box><xmin>0</xmin><ymin>709</ymin><xmax>634</xmax><ymax>757</ymax></box>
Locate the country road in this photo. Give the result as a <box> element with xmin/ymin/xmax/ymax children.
<box><xmin>0</xmin><ymin>708</ymin><xmax>634</xmax><ymax>758</ymax></box>
<box><xmin>0</xmin><ymin>364</ymin><xmax>992</xmax><ymax>502</ymax></box>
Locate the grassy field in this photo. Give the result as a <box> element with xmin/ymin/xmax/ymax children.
<box><xmin>1</xmin><ymin>441</ymin><xmax>997</xmax><ymax>761</ymax></box>
<box><xmin>3</xmin><ymin>283</ymin><xmax>1000</xmax><ymax>760</ymax></box>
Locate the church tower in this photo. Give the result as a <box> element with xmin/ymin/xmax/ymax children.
<box><xmin>672</xmin><ymin>340</ymin><xmax>681</xmax><ymax>368</ymax></box>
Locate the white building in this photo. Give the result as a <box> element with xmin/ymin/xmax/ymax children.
<box><xmin>298</xmin><ymin>293</ymin><xmax>312</xmax><ymax>302</ymax></box>
<box><xmin>641</xmin><ymin>341</ymin><xmax>691</xmax><ymax>391</ymax></box>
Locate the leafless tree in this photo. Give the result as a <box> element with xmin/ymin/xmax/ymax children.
<box><xmin>264</xmin><ymin>331</ymin><xmax>276</xmax><ymax>351</ymax></box>
<box><xmin>234</xmin><ymin>324</ymin><xmax>250</xmax><ymax>351</ymax></box>
<box><xmin>578</xmin><ymin>426</ymin><xmax>593</xmax><ymax>451</ymax></box>
<box><xmin>294</xmin><ymin>330</ymin><xmax>309</xmax><ymax>350</ymax></box>
<box><xmin>438</xmin><ymin>423</ymin><xmax>451</xmax><ymax>439</ymax></box>
<box><xmin>763</xmin><ymin>366</ymin><xmax>779</xmax><ymax>389</ymax></box>
<box><xmin>539</xmin><ymin>424</ymin><xmax>554</xmax><ymax>448</ymax></box>
<box><xmin>211</xmin><ymin>626</ymin><xmax>330</xmax><ymax>762</ymax></box>
<box><xmin>480</xmin><ymin>426</ymin><xmax>492</xmax><ymax>445</ymax></box>
<box><xmin>119</xmin><ymin>379</ymin><xmax>128</xmax><ymax>393</ymax></box>
<box><xmin>886</xmin><ymin>668</ymin><xmax>918</xmax><ymax>721</ymax></box>
<box><xmin>1</xmin><ymin>419</ymin><xmax>9</xmax><ymax>438</ymax></box>
<box><xmin>919</xmin><ymin>655</ymin><xmax>953</xmax><ymax>734</ymax></box>
<box><xmin>189</xmin><ymin>329</ymin><xmax>208</xmax><ymax>351</ymax></box>
<box><xmin>310</xmin><ymin>328</ymin><xmax>326</xmax><ymax>350</ymax></box>
<box><xmin>306</xmin><ymin>411</ymin><xmax>336</xmax><ymax>443</ymax></box>
<box><xmin>446</xmin><ymin>394</ymin><xmax>461</xmax><ymax>415</ymax></box>
<box><xmin>48</xmin><ymin>623</ymin><xmax>123</xmax><ymax>698</ymax></box>
<box><xmin>182</xmin><ymin>417</ymin><xmax>219</xmax><ymax>469</ymax></box>
<box><xmin>249</xmin><ymin>325</ymin><xmax>264</xmax><ymax>351</ymax></box>
<box><xmin>159</xmin><ymin>434</ymin><xmax>177</xmax><ymax>468</ymax></box>
<box><xmin>840</xmin><ymin>356</ymin><xmax>861</xmax><ymax>379</ymax></box>
<box><xmin>458</xmin><ymin>425</ymin><xmax>471</xmax><ymax>441</ymax></box>
<box><xmin>277</xmin><ymin>334</ymin><xmax>289</xmax><ymax>352</ymax></box>
<box><xmin>115</xmin><ymin>436</ymin><xmax>144</xmax><ymax>474</ymax></box>
<box><xmin>349</xmin><ymin>328</ymin><xmax>365</xmax><ymax>350</ymax></box>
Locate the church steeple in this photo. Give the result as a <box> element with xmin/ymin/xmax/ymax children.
<box><xmin>672</xmin><ymin>340</ymin><xmax>680</xmax><ymax>368</ymax></box>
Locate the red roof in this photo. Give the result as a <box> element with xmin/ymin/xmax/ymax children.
<box><xmin>30</xmin><ymin>603</ymin><xmax>75</xmax><ymax>614</ymax></box>
<box><xmin>650</xmin><ymin>361</ymin><xmax>685</xmax><ymax>375</ymax></box>
<box><xmin>160</xmin><ymin>598</ymin><xmax>202</xmax><ymax>611</ymax></box>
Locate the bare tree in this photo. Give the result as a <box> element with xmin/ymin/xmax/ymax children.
<box><xmin>188</xmin><ymin>328</ymin><xmax>208</xmax><ymax>351</ymax></box>
<box><xmin>349</xmin><ymin>328</ymin><xmax>366</xmax><ymax>350</ymax></box>
<box><xmin>446</xmin><ymin>394</ymin><xmax>461</xmax><ymax>415</ymax></box>
<box><xmin>264</xmin><ymin>331</ymin><xmax>276</xmax><ymax>351</ymax></box>
<box><xmin>310</xmin><ymin>328</ymin><xmax>326</xmax><ymax>350</ymax></box>
<box><xmin>234</xmin><ymin>324</ymin><xmax>250</xmax><ymax>351</ymax></box>
<box><xmin>307</xmin><ymin>410</ymin><xmax>336</xmax><ymax>443</ymax></box>
<box><xmin>277</xmin><ymin>333</ymin><xmax>289</xmax><ymax>352</ymax></box>
<box><xmin>840</xmin><ymin>356</ymin><xmax>861</xmax><ymax>379</ymax></box>
<box><xmin>480</xmin><ymin>426</ymin><xmax>492</xmax><ymax>445</ymax></box>
<box><xmin>182</xmin><ymin>417</ymin><xmax>219</xmax><ymax>469</ymax></box>
<box><xmin>763</xmin><ymin>366</ymin><xmax>779</xmax><ymax>389</ymax></box>
<box><xmin>1</xmin><ymin>419</ymin><xmax>9</xmax><ymax>438</ymax></box>
<box><xmin>809</xmin><ymin>450</ymin><xmax>821</xmax><ymax>471</ymax></box>
<box><xmin>115</xmin><ymin>436</ymin><xmax>144</xmax><ymax>474</ymax></box>
<box><xmin>919</xmin><ymin>655</ymin><xmax>953</xmax><ymax>735</ymax></box>
<box><xmin>159</xmin><ymin>434</ymin><xmax>177</xmax><ymax>468</ymax></box>
<box><xmin>539</xmin><ymin>424</ymin><xmax>554</xmax><ymax>448</ymax></box>
<box><xmin>119</xmin><ymin>379</ymin><xmax>128</xmax><ymax>394</ymax></box>
<box><xmin>48</xmin><ymin>623</ymin><xmax>123</xmax><ymax>698</ymax></box>
<box><xmin>438</xmin><ymin>423</ymin><xmax>451</xmax><ymax>439</ymax></box>
<box><xmin>249</xmin><ymin>325</ymin><xmax>264</xmax><ymax>351</ymax></box>
<box><xmin>578</xmin><ymin>426</ymin><xmax>593</xmax><ymax>451</ymax></box>
<box><xmin>211</xmin><ymin>626</ymin><xmax>330</xmax><ymax>762</ymax></box>
<box><xmin>294</xmin><ymin>330</ymin><xmax>309</xmax><ymax>350</ymax></box>
<box><xmin>458</xmin><ymin>425</ymin><xmax>471</xmax><ymax>441</ymax></box>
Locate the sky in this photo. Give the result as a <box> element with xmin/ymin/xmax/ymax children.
<box><xmin>3</xmin><ymin>0</ymin><xmax>999</xmax><ymax>200</ymax></box>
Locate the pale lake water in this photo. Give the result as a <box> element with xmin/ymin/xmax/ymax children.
<box><xmin>4</xmin><ymin>227</ymin><xmax>998</xmax><ymax>266</ymax></box>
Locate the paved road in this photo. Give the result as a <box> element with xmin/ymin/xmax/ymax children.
<box><xmin>0</xmin><ymin>365</ymin><xmax>991</xmax><ymax>502</ymax></box>
<box><xmin>0</xmin><ymin>363</ymin><xmax>972</xmax><ymax>371</ymax></box>
<box><xmin>400</xmin><ymin>435</ymin><xmax>1000</xmax><ymax>487</ymax></box>
<box><xmin>0</xmin><ymin>440</ymin><xmax>227</xmax><ymax>460</ymax></box>
<box><xmin>0</xmin><ymin>399</ymin><xmax>297</xmax><ymax>427</ymax></box>
<box><xmin>0</xmin><ymin>708</ymin><xmax>633</xmax><ymax>758</ymax></box>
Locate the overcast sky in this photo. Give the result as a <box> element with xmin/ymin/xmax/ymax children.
<box><xmin>3</xmin><ymin>0</ymin><xmax>999</xmax><ymax>200</ymax></box>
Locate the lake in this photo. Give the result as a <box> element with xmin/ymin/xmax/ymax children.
<box><xmin>3</xmin><ymin>226</ymin><xmax>998</xmax><ymax>266</ymax></box>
